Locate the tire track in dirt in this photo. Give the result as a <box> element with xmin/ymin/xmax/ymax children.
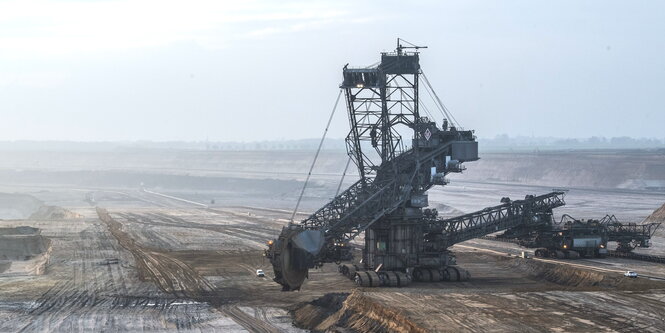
<box><xmin>96</xmin><ymin>207</ymin><xmax>283</xmax><ymax>332</ymax></box>
<box><xmin>219</xmin><ymin>306</ymin><xmax>281</xmax><ymax>333</ymax></box>
<box><xmin>97</xmin><ymin>208</ymin><xmax>215</xmax><ymax>299</ymax></box>
<box><xmin>117</xmin><ymin>211</ymin><xmax>274</xmax><ymax>247</ymax></box>
<box><xmin>17</xmin><ymin>221</ymin><xmax>195</xmax><ymax>330</ymax></box>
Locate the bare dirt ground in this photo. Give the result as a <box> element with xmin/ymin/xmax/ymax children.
<box><xmin>0</xmin><ymin>149</ymin><xmax>663</xmax><ymax>332</ymax></box>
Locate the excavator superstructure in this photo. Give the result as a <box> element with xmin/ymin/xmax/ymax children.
<box><xmin>265</xmin><ymin>41</ymin><xmax>565</xmax><ymax>291</ymax></box>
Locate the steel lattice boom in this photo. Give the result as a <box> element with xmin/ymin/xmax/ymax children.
<box><xmin>428</xmin><ymin>192</ymin><xmax>566</xmax><ymax>248</ymax></box>
<box><xmin>265</xmin><ymin>41</ymin><xmax>568</xmax><ymax>291</ymax></box>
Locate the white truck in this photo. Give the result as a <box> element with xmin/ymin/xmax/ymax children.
<box><xmin>624</xmin><ymin>271</ymin><xmax>638</xmax><ymax>278</ymax></box>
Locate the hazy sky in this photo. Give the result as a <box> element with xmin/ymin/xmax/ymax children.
<box><xmin>0</xmin><ymin>0</ymin><xmax>663</xmax><ymax>141</ymax></box>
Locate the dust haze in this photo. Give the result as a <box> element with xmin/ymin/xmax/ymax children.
<box><xmin>1</xmin><ymin>1</ymin><xmax>665</xmax><ymax>332</ymax></box>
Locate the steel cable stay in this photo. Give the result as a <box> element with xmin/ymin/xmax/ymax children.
<box><xmin>420</xmin><ymin>71</ymin><xmax>462</xmax><ymax>128</ymax></box>
<box><xmin>419</xmin><ymin>75</ymin><xmax>453</xmax><ymax>125</ymax></box>
<box><xmin>420</xmin><ymin>73</ymin><xmax>457</xmax><ymax>127</ymax></box>
<box><xmin>421</xmin><ymin>71</ymin><xmax>459</xmax><ymax>126</ymax></box>
<box><xmin>290</xmin><ymin>89</ymin><xmax>343</xmax><ymax>222</ymax></box>
<box><xmin>420</xmin><ymin>80</ymin><xmax>451</xmax><ymax>126</ymax></box>
<box><xmin>418</xmin><ymin>94</ymin><xmax>436</xmax><ymax>121</ymax></box>
<box><xmin>335</xmin><ymin>156</ymin><xmax>353</xmax><ymax>198</ymax></box>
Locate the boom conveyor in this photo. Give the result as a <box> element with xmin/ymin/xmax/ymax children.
<box><xmin>428</xmin><ymin>192</ymin><xmax>566</xmax><ymax>249</ymax></box>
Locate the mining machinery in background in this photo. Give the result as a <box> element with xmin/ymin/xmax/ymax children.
<box><xmin>494</xmin><ymin>212</ymin><xmax>661</xmax><ymax>259</ymax></box>
<box><xmin>601</xmin><ymin>215</ymin><xmax>661</xmax><ymax>252</ymax></box>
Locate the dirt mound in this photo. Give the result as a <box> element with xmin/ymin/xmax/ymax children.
<box><xmin>430</xmin><ymin>203</ymin><xmax>464</xmax><ymax>218</ymax></box>
<box><xmin>29</xmin><ymin>205</ymin><xmax>83</xmax><ymax>219</ymax></box>
<box><xmin>0</xmin><ymin>193</ymin><xmax>42</xmax><ymax>219</ymax></box>
<box><xmin>645</xmin><ymin>203</ymin><xmax>665</xmax><ymax>223</ymax></box>
<box><xmin>645</xmin><ymin>203</ymin><xmax>665</xmax><ymax>237</ymax></box>
<box><xmin>510</xmin><ymin>258</ymin><xmax>664</xmax><ymax>290</ymax></box>
<box><xmin>0</xmin><ymin>227</ymin><xmax>52</xmax><ymax>275</ymax></box>
<box><xmin>292</xmin><ymin>290</ymin><xmax>426</xmax><ymax>333</ymax></box>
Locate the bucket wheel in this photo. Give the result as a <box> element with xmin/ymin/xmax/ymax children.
<box><xmin>269</xmin><ymin>227</ymin><xmax>309</xmax><ymax>291</ymax></box>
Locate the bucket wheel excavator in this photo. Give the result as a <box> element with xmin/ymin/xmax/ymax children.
<box><xmin>265</xmin><ymin>40</ymin><xmax>566</xmax><ymax>291</ymax></box>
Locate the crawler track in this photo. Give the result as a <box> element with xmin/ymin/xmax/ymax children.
<box><xmin>607</xmin><ymin>250</ymin><xmax>665</xmax><ymax>264</ymax></box>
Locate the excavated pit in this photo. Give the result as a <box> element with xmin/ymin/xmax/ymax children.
<box><xmin>291</xmin><ymin>290</ymin><xmax>426</xmax><ymax>333</ymax></box>
<box><xmin>290</xmin><ymin>254</ymin><xmax>665</xmax><ymax>332</ymax></box>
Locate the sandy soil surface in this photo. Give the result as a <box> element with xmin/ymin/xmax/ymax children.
<box><xmin>0</xmin><ymin>149</ymin><xmax>662</xmax><ymax>332</ymax></box>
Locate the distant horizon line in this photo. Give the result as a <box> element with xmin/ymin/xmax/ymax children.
<box><xmin>0</xmin><ymin>135</ymin><xmax>664</xmax><ymax>144</ymax></box>
<box><xmin>0</xmin><ymin>136</ymin><xmax>663</xmax><ymax>153</ymax></box>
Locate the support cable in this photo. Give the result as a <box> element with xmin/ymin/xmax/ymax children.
<box><xmin>420</xmin><ymin>78</ymin><xmax>452</xmax><ymax>124</ymax></box>
<box><xmin>421</xmin><ymin>72</ymin><xmax>462</xmax><ymax>128</ymax></box>
<box><xmin>421</xmin><ymin>74</ymin><xmax>457</xmax><ymax>127</ymax></box>
<box><xmin>419</xmin><ymin>99</ymin><xmax>436</xmax><ymax>121</ymax></box>
<box><xmin>290</xmin><ymin>89</ymin><xmax>343</xmax><ymax>222</ymax></box>
<box><xmin>335</xmin><ymin>156</ymin><xmax>352</xmax><ymax>197</ymax></box>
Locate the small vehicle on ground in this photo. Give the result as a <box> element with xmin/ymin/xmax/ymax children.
<box><xmin>256</xmin><ymin>269</ymin><xmax>265</xmax><ymax>277</ymax></box>
<box><xmin>624</xmin><ymin>271</ymin><xmax>638</xmax><ymax>278</ymax></box>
